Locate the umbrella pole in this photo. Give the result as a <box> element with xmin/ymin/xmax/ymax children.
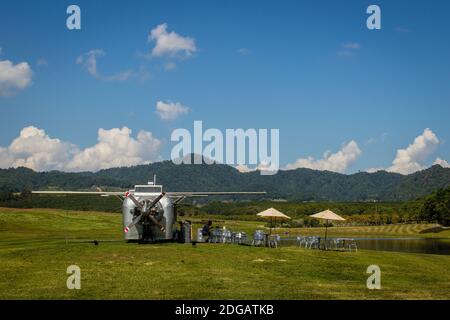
<box><xmin>324</xmin><ymin>219</ymin><xmax>328</xmax><ymax>250</ymax></box>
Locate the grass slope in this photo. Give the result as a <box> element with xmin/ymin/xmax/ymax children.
<box><xmin>0</xmin><ymin>208</ymin><xmax>449</xmax><ymax>299</ymax></box>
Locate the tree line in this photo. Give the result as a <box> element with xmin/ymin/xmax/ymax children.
<box><xmin>1</xmin><ymin>186</ymin><xmax>448</xmax><ymax>226</ymax></box>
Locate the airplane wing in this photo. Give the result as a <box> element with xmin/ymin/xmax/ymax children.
<box><xmin>31</xmin><ymin>191</ymin><xmax>125</xmax><ymax>196</ymax></box>
<box><xmin>31</xmin><ymin>190</ymin><xmax>265</xmax><ymax>206</ymax></box>
<box><xmin>31</xmin><ymin>191</ymin><xmax>266</xmax><ymax>197</ymax></box>
<box><xmin>166</xmin><ymin>191</ymin><xmax>266</xmax><ymax>204</ymax></box>
<box><xmin>166</xmin><ymin>191</ymin><xmax>265</xmax><ymax>196</ymax></box>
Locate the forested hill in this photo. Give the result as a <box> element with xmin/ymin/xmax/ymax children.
<box><xmin>0</xmin><ymin>160</ymin><xmax>449</xmax><ymax>201</ymax></box>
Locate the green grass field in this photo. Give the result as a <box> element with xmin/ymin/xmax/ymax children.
<box><xmin>1</xmin><ymin>208</ymin><xmax>449</xmax><ymax>299</ymax></box>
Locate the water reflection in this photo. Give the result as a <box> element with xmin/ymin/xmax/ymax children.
<box><xmin>354</xmin><ymin>238</ymin><xmax>450</xmax><ymax>255</ymax></box>
<box><xmin>280</xmin><ymin>237</ymin><xmax>450</xmax><ymax>255</ymax></box>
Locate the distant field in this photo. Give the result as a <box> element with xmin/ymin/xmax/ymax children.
<box><xmin>0</xmin><ymin>208</ymin><xmax>449</xmax><ymax>299</ymax></box>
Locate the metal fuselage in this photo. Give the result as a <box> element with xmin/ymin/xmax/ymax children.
<box><xmin>122</xmin><ymin>185</ymin><xmax>175</xmax><ymax>241</ymax></box>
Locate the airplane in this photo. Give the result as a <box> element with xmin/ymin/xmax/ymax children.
<box><xmin>32</xmin><ymin>176</ymin><xmax>265</xmax><ymax>243</ymax></box>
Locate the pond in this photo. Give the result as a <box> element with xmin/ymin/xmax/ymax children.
<box><xmin>353</xmin><ymin>237</ymin><xmax>450</xmax><ymax>255</ymax></box>
<box><xmin>279</xmin><ymin>237</ymin><xmax>450</xmax><ymax>255</ymax></box>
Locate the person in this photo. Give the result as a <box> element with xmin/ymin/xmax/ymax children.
<box><xmin>201</xmin><ymin>220</ymin><xmax>213</xmax><ymax>242</ymax></box>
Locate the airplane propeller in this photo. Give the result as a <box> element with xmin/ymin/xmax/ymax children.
<box><xmin>124</xmin><ymin>192</ymin><xmax>166</xmax><ymax>233</ymax></box>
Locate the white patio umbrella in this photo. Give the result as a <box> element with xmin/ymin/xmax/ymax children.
<box><xmin>257</xmin><ymin>208</ymin><xmax>291</xmax><ymax>234</ymax></box>
<box><xmin>309</xmin><ymin>209</ymin><xmax>346</xmax><ymax>250</ymax></box>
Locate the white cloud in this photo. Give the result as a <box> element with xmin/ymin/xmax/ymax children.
<box><xmin>366</xmin><ymin>167</ymin><xmax>384</xmax><ymax>173</ymax></box>
<box><xmin>235</xmin><ymin>164</ymin><xmax>252</xmax><ymax>173</ymax></box>
<box><xmin>77</xmin><ymin>50</ymin><xmax>133</xmax><ymax>81</ymax></box>
<box><xmin>0</xmin><ymin>146</ymin><xmax>14</xmax><ymax>169</ymax></box>
<box><xmin>237</xmin><ymin>48</ymin><xmax>250</xmax><ymax>55</ymax></box>
<box><xmin>0</xmin><ymin>59</ymin><xmax>33</xmax><ymax>96</ymax></box>
<box><xmin>235</xmin><ymin>162</ymin><xmax>276</xmax><ymax>174</ymax></box>
<box><xmin>387</xmin><ymin>128</ymin><xmax>440</xmax><ymax>174</ymax></box>
<box><xmin>434</xmin><ymin>158</ymin><xmax>450</xmax><ymax>168</ymax></box>
<box><xmin>156</xmin><ymin>100</ymin><xmax>190</xmax><ymax>121</ymax></box>
<box><xmin>0</xmin><ymin>126</ymin><xmax>162</xmax><ymax>172</ymax></box>
<box><xmin>148</xmin><ymin>23</ymin><xmax>196</xmax><ymax>58</ymax></box>
<box><xmin>337</xmin><ymin>42</ymin><xmax>360</xmax><ymax>57</ymax></box>
<box><xmin>0</xmin><ymin>126</ymin><xmax>78</xmax><ymax>171</ymax></box>
<box><xmin>66</xmin><ymin>127</ymin><xmax>162</xmax><ymax>172</ymax></box>
<box><xmin>286</xmin><ymin>140</ymin><xmax>362</xmax><ymax>173</ymax></box>
<box><xmin>342</xmin><ymin>42</ymin><xmax>361</xmax><ymax>50</ymax></box>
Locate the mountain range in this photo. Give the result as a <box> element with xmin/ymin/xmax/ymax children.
<box><xmin>0</xmin><ymin>158</ymin><xmax>449</xmax><ymax>201</ymax></box>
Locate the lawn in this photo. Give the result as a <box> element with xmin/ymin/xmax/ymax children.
<box><xmin>0</xmin><ymin>208</ymin><xmax>449</xmax><ymax>299</ymax></box>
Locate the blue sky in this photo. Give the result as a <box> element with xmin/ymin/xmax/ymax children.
<box><xmin>0</xmin><ymin>0</ymin><xmax>449</xmax><ymax>174</ymax></box>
